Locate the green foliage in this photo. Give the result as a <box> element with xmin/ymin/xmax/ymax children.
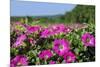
<box><xmin>65</xmin><ymin>5</ymin><xmax>95</xmax><ymax>23</ymax></box>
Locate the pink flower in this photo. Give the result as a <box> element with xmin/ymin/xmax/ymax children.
<box><xmin>27</xmin><ymin>25</ymin><xmax>41</xmax><ymax>34</ymax></box>
<box><xmin>10</xmin><ymin>55</ymin><xmax>28</xmax><ymax>67</ymax></box>
<box><xmin>38</xmin><ymin>50</ymin><xmax>53</xmax><ymax>60</ymax></box>
<box><xmin>40</xmin><ymin>24</ymin><xmax>71</xmax><ymax>38</ymax></box>
<box><xmin>40</xmin><ymin>28</ymin><xmax>52</xmax><ymax>38</ymax></box>
<box><xmin>49</xmin><ymin>60</ymin><xmax>56</xmax><ymax>64</ymax></box>
<box><xmin>53</xmin><ymin>39</ymin><xmax>70</xmax><ymax>56</ymax></box>
<box><xmin>63</xmin><ymin>51</ymin><xmax>76</xmax><ymax>63</ymax></box>
<box><xmin>81</xmin><ymin>33</ymin><xmax>95</xmax><ymax>47</ymax></box>
<box><xmin>51</xmin><ymin>24</ymin><xmax>71</xmax><ymax>35</ymax></box>
<box><xmin>13</xmin><ymin>34</ymin><xmax>26</xmax><ymax>47</ymax></box>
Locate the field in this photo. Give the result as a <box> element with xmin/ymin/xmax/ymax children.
<box><xmin>10</xmin><ymin>5</ymin><xmax>95</xmax><ymax>67</ymax></box>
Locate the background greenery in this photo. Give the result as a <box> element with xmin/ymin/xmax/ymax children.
<box><xmin>10</xmin><ymin>5</ymin><xmax>95</xmax><ymax>25</ymax></box>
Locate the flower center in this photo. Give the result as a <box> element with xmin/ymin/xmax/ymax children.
<box><xmin>17</xmin><ymin>62</ymin><xmax>22</xmax><ymax>66</ymax></box>
<box><xmin>86</xmin><ymin>38</ymin><xmax>90</xmax><ymax>43</ymax></box>
<box><xmin>67</xmin><ymin>56</ymin><xmax>72</xmax><ymax>61</ymax></box>
<box><xmin>45</xmin><ymin>55</ymin><xmax>49</xmax><ymax>59</ymax></box>
<box><xmin>59</xmin><ymin>45</ymin><xmax>63</xmax><ymax>50</ymax></box>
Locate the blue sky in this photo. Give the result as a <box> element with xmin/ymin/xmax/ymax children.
<box><xmin>11</xmin><ymin>0</ymin><xmax>76</xmax><ymax>16</ymax></box>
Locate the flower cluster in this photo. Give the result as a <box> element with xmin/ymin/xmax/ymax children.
<box><xmin>26</xmin><ymin>25</ymin><xmax>42</xmax><ymax>34</ymax></box>
<box><xmin>53</xmin><ymin>39</ymin><xmax>76</xmax><ymax>63</ymax></box>
<box><xmin>41</xmin><ymin>24</ymin><xmax>71</xmax><ymax>38</ymax></box>
<box><xmin>38</xmin><ymin>50</ymin><xmax>53</xmax><ymax>60</ymax></box>
<box><xmin>10</xmin><ymin>55</ymin><xmax>28</xmax><ymax>67</ymax></box>
<box><xmin>11</xmin><ymin>22</ymin><xmax>95</xmax><ymax>66</ymax></box>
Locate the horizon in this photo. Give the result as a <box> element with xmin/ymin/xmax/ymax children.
<box><xmin>10</xmin><ymin>14</ymin><xmax>64</xmax><ymax>17</ymax></box>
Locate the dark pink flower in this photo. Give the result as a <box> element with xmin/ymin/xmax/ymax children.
<box><xmin>51</xmin><ymin>24</ymin><xmax>71</xmax><ymax>35</ymax></box>
<box><xmin>53</xmin><ymin>39</ymin><xmax>70</xmax><ymax>56</ymax></box>
<box><xmin>40</xmin><ymin>24</ymin><xmax>71</xmax><ymax>38</ymax></box>
<box><xmin>13</xmin><ymin>34</ymin><xmax>26</xmax><ymax>47</ymax></box>
<box><xmin>40</xmin><ymin>28</ymin><xmax>52</xmax><ymax>38</ymax></box>
<box><xmin>10</xmin><ymin>55</ymin><xmax>28</xmax><ymax>67</ymax></box>
<box><xmin>49</xmin><ymin>60</ymin><xmax>56</xmax><ymax>64</ymax></box>
<box><xmin>38</xmin><ymin>50</ymin><xmax>53</xmax><ymax>60</ymax></box>
<box><xmin>81</xmin><ymin>33</ymin><xmax>95</xmax><ymax>47</ymax></box>
<box><xmin>27</xmin><ymin>25</ymin><xmax>41</xmax><ymax>34</ymax></box>
<box><xmin>63</xmin><ymin>51</ymin><xmax>76</xmax><ymax>63</ymax></box>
